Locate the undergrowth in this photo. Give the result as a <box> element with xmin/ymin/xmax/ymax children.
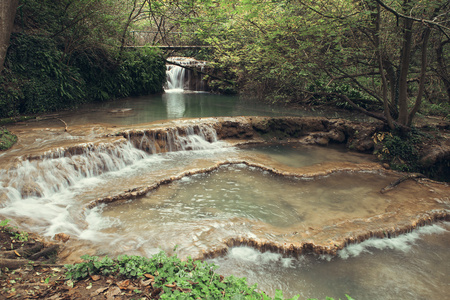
<box><xmin>0</xmin><ymin>128</ymin><xmax>17</xmax><ymax>150</ymax></box>
<box><xmin>0</xmin><ymin>33</ymin><xmax>165</xmax><ymax>118</ymax></box>
<box><xmin>65</xmin><ymin>253</ymin><xmax>354</xmax><ymax>300</ymax></box>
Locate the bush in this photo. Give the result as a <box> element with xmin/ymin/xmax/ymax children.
<box><xmin>65</xmin><ymin>252</ymin><xmax>299</xmax><ymax>299</ymax></box>
<box><xmin>373</xmin><ymin>130</ymin><xmax>422</xmax><ymax>172</ymax></box>
<box><xmin>0</xmin><ymin>34</ymin><xmax>166</xmax><ymax>118</ymax></box>
<box><xmin>0</xmin><ymin>128</ymin><xmax>18</xmax><ymax>150</ymax></box>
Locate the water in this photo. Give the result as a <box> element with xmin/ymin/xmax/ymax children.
<box><xmin>46</xmin><ymin>92</ymin><xmax>368</xmax><ymax>127</ymax></box>
<box><xmin>209</xmin><ymin>223</ymin><xmax>450</xmax><ymax>300</ymax></box>
<box><xmin>242</xmin><ymin>143</ymin><xmax>377</xmax><ymax>168</ymax></box>
<box><xmin>1</xmin><ymin>86</ymin><xmax>449</xmax><ymax>299</ymax></box>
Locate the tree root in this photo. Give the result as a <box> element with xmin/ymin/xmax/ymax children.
<box><xmin>0</xmin><ymin>258</ymin><xmax>64</xmax><ymax>270</ymax></box>
<box><xmin>380</xmin><ymin>173</ymin><xmax>426</xmax><ymax>193</ymax></box>
<box><xmin>29</xmin><ymin>245</ymin><xmax>59</xmax><ymax>261</ymax></box>
<box><xmin>0</xmin><ymin>244</ymin><xmax>59</xmax><ymax>270</ymax></box>
<box><xmin>0</xmin><ymin>242</ymin><xmax>44</xmax><ymax>259</ymax></box>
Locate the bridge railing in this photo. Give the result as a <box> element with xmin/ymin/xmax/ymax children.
<box><xmin>128</xmin><ymin>31</ymin><xmax>208</xmax><ymax>47</ymax></box>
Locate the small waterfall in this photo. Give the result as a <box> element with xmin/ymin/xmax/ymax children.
<box><xmin>164</xmin><ymin>57</ymin><xmax>209</xmax><ymax>92</ymax></box>
<box><xmin>124</xmin><ymin>124</ymin><xmax>224</xmax><ymax>154</ymax></box>
<box><xmin>0</xmin><ymin>124</ymin><xmax>225</xmax><ymax>237</ymax></box>
<box><xmin>0</xmin><ymin>142</ymin><xmax>148</xmax><ymax>202</ymax></box>
<box><xmin>165</xmin><ymin>64</ymin><xmax>186</xmax><ymax>91</ymax></box>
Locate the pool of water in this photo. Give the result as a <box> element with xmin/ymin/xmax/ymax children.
<box><xmin>209</xmin><ymin>223</ymin><xmax>450</xmax><ymax>300</ymax></box>
<box><xmin>56</xmin><ymin>92</ymin><xmax>368</xmax><ymax>126</ymax></box>
<box><xmin>240</xmin><ymin>143</ymin><xmax>377</xmax><ymax>168</ymax></box>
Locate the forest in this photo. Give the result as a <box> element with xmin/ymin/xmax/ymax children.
<box><xmin>0</xmin><ymin>1</ymin><xmax>450</xmax><ymax>299</ymax></box>
<box><xmin>0</xmin><ymin>0</ymin><xmax>449</xmax><ymax>128</ymax></box>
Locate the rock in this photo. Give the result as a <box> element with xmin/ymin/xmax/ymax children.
<box><xmin>54</xmin><ymin>233</ymin><xmax>70</xmax><ymax>243</ymax></box>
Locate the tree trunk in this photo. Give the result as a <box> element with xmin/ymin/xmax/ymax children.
<box><xmin>397</xmin><ymin>17</ymin><xmax>413</xmax><ymax>125</ymax></box>
<box><xmin>375</xmin><ymin>3</ymin><xmax>394</xmax><ymax>129</ymax></box>
<box><xmin>0</xmin><ymin>0</ymin><xmax>19</xmax><ymax>74</ymax></box>
<box><xmin>408</xmin><ymin>27</ymin><xmax>431</xmax><ymax>126</ymax></box>
<box><xmin>436</xmin><ymin>40</ymin><xmax>450</xmax><ymax>104</ymax></box>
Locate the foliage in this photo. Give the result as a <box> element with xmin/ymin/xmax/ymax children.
<box><xmin>0</xmin><ymin>0</ymin><xmax>166</xmax><ymax>118</ymax></box>
<box><xmin>419</xmin><ymin>102</ymin><xmax>450</xmax><ymax>120</ymax></box>
<box><xmin>0</xmin><ymin>128</ymin><xmax>17</xmax><ymax>150</ymax></box>
<box><xmin>0</xmin><ymin>219</ymin><xmax>29</xmax><ymax>242</ymax></box>
<box><xmin>182</xmin><ymin>0</ymin><xmax>450</xmax><ymax>128</ymax></box>
<box><xmin>373</xmin><ymin>130</ymin><xmax>422</xmax><ymax>172</ymax></box>
<box><xmin>0</xmin><ymin>32</ymin><xmax>165</xmax><ymax>118</ymax></box>
<box><xmin>65</xmin><ymin>252</ymin><xmax>303</xmax><ymax>299</ymax></box>
<box><xmin>72</xmin><ymin>46</ymin><xmax>165</xmax><ymax>102</ymax></box>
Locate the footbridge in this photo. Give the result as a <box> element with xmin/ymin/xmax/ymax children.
<box><xmin>125</xmin><ymin>31</ymin><xmax>212</xmax><ymax>49</ymax></box>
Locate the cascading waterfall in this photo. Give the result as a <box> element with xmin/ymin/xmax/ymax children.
<box><xmin>164</xmin><ymin>57</ymin><xmax>208</xmax><ymax>92</ymax></box>
<box><xmin>0</xmin><ymin>124</ymin><xmax>223</xmax><ymax>238</ymax></box>
<box><xmin>130</xmin><ymin>125</ymin><xmax>222</xmax><ymax>154</ymax></box>
<box><xmin>165</xmin><ymin>64</ymin><xmax>186</xmax><ymax>91</ymax></box>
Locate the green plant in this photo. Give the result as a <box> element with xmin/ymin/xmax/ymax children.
<box><xmin>0</xmin><ymin>128</ymin><xmax>17</xmax><ymax>150</ymax></box>
<box><xmin>65</xmin><ymin>252</ymin><xmax>302</xmax><ymax>299</ymax></box>
<box><xmin>373</xmin><ymin>130</ymin><xmax>421</xmax><ymax>172</ymax></box>
<box><xmin>0</xmin><ymin>219</ymin><xmax>28</xmax><ymax>242</ymax></box>
<box><xmin>0</xmin><ymin>219</ymin><xmax>10</xmax><ymax>227</ymax></box>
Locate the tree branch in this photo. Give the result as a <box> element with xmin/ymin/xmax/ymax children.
<box><xmin>374</xmin><ymin>0</ymin><xmax>450</xmax><ymax>34</ymax></box>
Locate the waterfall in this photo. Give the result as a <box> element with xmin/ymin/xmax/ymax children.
<box><xmin>0</xmin><ymin>124</ymin><xmax>225</xmax><ymax>237</ymax></box>
<box><xmin>164</xmin><ymin>57</ymin><xmax>209</xmax><ymax>92</ymax></box>
<box><xmin>165</xmin><ymin>64</ymin><xmax>186</xmax><ymax>91</ymax></box>
<box><xmin>0</xmin><ymin>125</ymin><xmax>222</xmax><ymax>202</ymax></box>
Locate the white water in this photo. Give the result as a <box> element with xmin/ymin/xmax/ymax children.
<box><xmin>165</xmin><ymin>64</ymin><xmax>185</xmax><ymax>91</ymax></box>
<box><xmin>164</xmin><ymin>57</ymin><xmax>208</xmax><ymax>92</ymax></box>
<box><xmin>209</xmin><ymin>223</ymin><xmax>450</xmax><ymax>299</ymax></box>
<box><xmin>0</xmin><ymin>125</ymin><xmax>227</xmax><ymax>239</ymax></box>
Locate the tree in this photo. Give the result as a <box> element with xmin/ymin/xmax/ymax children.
<box><xmin>0</xmin><ymin>0</ymin><xmax>19</xmax><ymax>74</ymax></box>
<box><xmin>196</xmin><ymin>0</ymin><xmax>450</xmax><ymax>129</ymax></box>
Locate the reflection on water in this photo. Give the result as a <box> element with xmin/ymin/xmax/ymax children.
<box><xmin>163</xmin><ymin>92</ymin><xmax>186</xmax><ymax>118</ymax></box>
<box><xmin>55</xmin><ymin>92</ymin><xmax>369</xmax><ymax>126</ymax></box>
<box><xmin>209</xmin><ymin>223</ymin><xmax>450</xmax><ymax>300</ymax></box>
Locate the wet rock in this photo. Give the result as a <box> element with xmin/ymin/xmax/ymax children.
<box><xmin>54</xmin><ymin>233</ymin><xmax>70</xmax><ymax>243</ymax></box>
<box><xmin>327</xmin><ymin>129</ymin><xmax>346</xmax><ymax>143</ymax></box>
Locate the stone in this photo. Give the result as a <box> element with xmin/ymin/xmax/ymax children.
<box><xmin>54</xmin><ymin>233</ymin><xmax>70</xmax><ymax>243</ymax></box>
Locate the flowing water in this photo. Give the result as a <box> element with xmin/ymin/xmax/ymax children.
<box><xmin>209</xmin><ymin>223</ymin><xmax>450</xmax><ymax>300</ymax></box>
<box><xmin>0</xmin><ymin>64</ymin><xmax>449</xmax><ymax>299</ymax></box>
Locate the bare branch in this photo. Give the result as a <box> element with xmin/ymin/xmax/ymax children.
<box><xmin>374</xmin><ymin>0</ymin><xmax>450</xmax><ymax>33</ymax></box>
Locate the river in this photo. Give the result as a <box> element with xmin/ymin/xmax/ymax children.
<box><xmin>0</xmin><ymin>84</ymin><xmax>449</xmax><ymax>299</ymax></box>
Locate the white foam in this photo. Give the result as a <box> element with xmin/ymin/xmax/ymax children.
<box><xmin>338</xmin><ymin>223</ymin><xmax>448</xmax><ymax>259</ymax></box>
<box><xmin>228</xmin><ymin>246</ymin><xmax>296</xmax><ymax>268</ymax></box>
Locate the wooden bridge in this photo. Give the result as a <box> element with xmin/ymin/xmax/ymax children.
<box><xmin>127</xmin><ymin>31</ymin><xmax>211</xmax><ymax>49</ymax></box>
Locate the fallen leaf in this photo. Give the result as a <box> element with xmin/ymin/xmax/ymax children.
<box><xmin>117</xmin><ymin>279</ymin><xmax>132</xmax><ymax>290</ymax></box>
<box><xmin>106</xmin><ymin>286</ymin><xmax>121</xmax><ymax>300</ymax></box>
<box><xmin>14</xmin><ymin>250</ymin><xmax>21</xmax><ymax>257</ymax></box>
<box><xmin>47</xmin><ymin>293</ymin><xmax>62</xmax><ymax>300</ymax></box>
<box><xmin>141</xmin><ymin>279</ymin><xmax>153</xmax><ymax>286</ymax></box>
<box><xmin>144</xmin><ymin>274</ymin><xmax>155</xmax><ymax>280</ymax></box>
<box><xmin>165</xmin><ymin>283</ymin><xmax>177</xmax><ymax>288</ymax></box>
<box><xmin>66</xmin><ymin>280</ymin><xmax>74</xmax><ymax>288</ymax></box>
<box><xmin>91</xmin><ymin>286</ymin><xmax>108</xmax><ymax>297</ymax></box>
<box><xmin>90</xmin><ymin>274</ymin><xmax>101</xmax><ymax>281</ymax></box>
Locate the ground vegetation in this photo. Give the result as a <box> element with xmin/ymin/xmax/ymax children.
<box><xmin>0</xmin><ymin>219</ymin><xmax>356</xmax><ymax>300</ymax></box>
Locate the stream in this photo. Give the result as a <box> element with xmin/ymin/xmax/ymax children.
<box><xmin>0</xmin><ymin>61</ymin><xmax>449</xmax><ymax>299</ymax></box>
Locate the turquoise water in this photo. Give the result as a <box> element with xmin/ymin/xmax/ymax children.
<box><xmin>60</xmin><ymin>92</ymin><xmax>367</xmax><ymax>126</ymax></box>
